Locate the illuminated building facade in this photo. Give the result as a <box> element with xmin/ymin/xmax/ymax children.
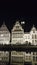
<box><xmin>0</xmin><ymin>21</ymin><xmax>37</xmax><ymax>65</ymax></box>
<box><xmin>0</xmin><ymin>22</ymin><xmax>10</xmax><ymax>44</ymax></box>
<box><xmin>0</xmin><ymin>22</ymin><xmax>10</xmax><ymax>62</ymax></box>
<box><xmin>12</xmin><ymin>21</ymin><xmax>37</xmax><ymax>45</ymax></box>
<box><xmin>11</xmin><ymin>21</ymin><xmax>24</xmax><ymax>44</ymax></box>
<box><xmin>12</xmin><ymin>21</ymin><xmax>37</xmax><ymax>65</ymax></box>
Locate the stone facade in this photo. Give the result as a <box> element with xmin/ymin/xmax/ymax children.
<box><xmin>0</xmin><ymin>21</ymin><xmax>37</xmax><ymax>65</ymax></box>
<box><xmin>11</xmin><ymin>21</ymin><xmax>37</xmax><ymax>65</ymax></box>
<box><xmin>0</xmin><ymin>22</ymin><xmax>10</xmax><ymax>44</ymax></box>
<box><xmin>11</xmin><ymin>21</ymin><xmax>24</xmax><ymax>44</ymax></box>
<box><xmin>0</xmin><ymin>22</ymin><xmax>10</xmax><ymax>62</ymax></box>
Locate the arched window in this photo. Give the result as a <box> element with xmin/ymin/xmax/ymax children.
<box><xmin>35</xmin><ymin>34</ymin><xmax>37</xmax><ymax>39</ymax></box>
<box><xmin>33</xmin><ymin>30</ymin><xmax>35</xmax><ymax>33</ymax></box>
<box><xmin>32</xmin><ymin>35</ymin><xmax>34</xmax><ymax>39</ymax></box>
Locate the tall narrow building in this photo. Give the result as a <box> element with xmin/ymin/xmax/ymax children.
<box><xmin>11</xmin><ymin>21</ymin><xmax>24</xmax><ymax>44</ymax></box>
<box><xmin>0</xmin><ymin>22</ymin><xmax>10</xmax><ymax>62</ymax></box>
<box><xmin>30</xmin><ymin>25</ymin><xmax>37</xmax><ymax>45</ymax></box>
<box><xmin>0</xmin><ymin>22</ymin><xmax>10</xmax><ymax>44</ymax></box>
<box><xmin>11</xmin><ymin>21</ymin><xmax>24</xmax><ymax>65</ymax></box>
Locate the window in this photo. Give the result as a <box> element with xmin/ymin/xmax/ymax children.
<box><xmin>35</xmin><ymin>35</ymin><xmax>37</xmax><ymax>39</ymax></box>
<box><xmin>36</xmin><ymin>52</ymin><xmax>37</xmax><ymax>55</ymax></box>
<box><xmin>4</xmin><ymin>57</ymin><xmax>8</xmax><ymax>60</ymax></box>
<box><xmin>29</xmin><ymin>56</ymin><xmax>31</xmax><ymax>60</ymax></box>
<box><xmin>32</xmin><ymin>35</ymin><xmax>34</xmax><ymax>39</ymax></box>
<box><xmin>26</xmin><ymin>56</ymin><xmax>28</xmax><ymax>60</ymax></box>
<box><xmin>33</xmin><ymin>56</ymin><xmax>36</xmax><ymax>61</ymax></box>
<box><xmin>32</xmin><ymin>40</ymin><xmax>34</xmax><ymax>44</ymax></box>
<box><xmin>25</xmin><ymin>36</ymin><xmax>27</xmax><ymax>39</ymax></box>
<box><xmin>35</xmin><ymin>40</ymin><xmax>37</xmax><ymax>44</ymax></box>
<box><xmin>18</xmin><ymin>52</ymin><xmax>23</xmax><ymax>55</ymax></box>
<box><xmin>12</xmin><ymin>51</ymin><xmax>17</xmax><ymax>55</ymax></box>
<box><xmin>16</xmin><ymin>26</ymin><xmax>19</xmax><ymax>28</ymax></box>
<box><xmin>33</xmin><ymin>29</ymin><xmax>35</xmax><ymax>33</ymax></box>
<box><xmin>33</xmin><ymin>52</ymin><xmax>35</xmax><ymax>55</ymax></box>
<box><xmin>36</xmin><ymin>57</ymin><xmax>37</xmax><ymax>61</ymax></box>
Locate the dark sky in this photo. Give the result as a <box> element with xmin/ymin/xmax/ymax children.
<box><xmin>0</xmin><ymin>1</ymin><xmax>37</xmax><ymax>32</ymax></box>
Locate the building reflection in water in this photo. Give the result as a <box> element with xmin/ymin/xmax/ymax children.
<box><xmin>0</xmin><ymin>21</ymin><xmax>37</xmax><ymax>65</ymax></box>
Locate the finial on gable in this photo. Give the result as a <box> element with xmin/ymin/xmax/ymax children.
<box><xmin>2</xmin><ymin>21</ymin><xmax>6</xmax><ymax>27</ymax></box>
<box><xmin>3</xmin><ymin>21</ymin><xmax>5</xmax><ymax>25</ymax></box>
<box><xmin>33</xmin><ymin>24</ymin><xmax>35</xmax><ymax>27</ymax></box>
<box><xmin>15</xmin><ymin>21</ymin><xmax>19</xmax><ymax>24</ymax></box>
<box><xmin>31</xmin><ymin>24</ymin><xmax>36</xmax><ymax>31</ymax></box>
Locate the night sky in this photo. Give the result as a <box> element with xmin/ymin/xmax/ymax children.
<box><xmin>0</xmin><ymin>1</ymin><xmax>37</xmax><ymax>32</ymax></box>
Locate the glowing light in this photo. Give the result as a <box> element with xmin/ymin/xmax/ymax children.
<box><xmin>21</xmin><ymin>21</ymin><xmax>25</xmax><ymax>24</ymax></box>
<box><xmin>1</xmin><ymin>34</ymin><xmax>3</xmax><ymax>37</ymax></box>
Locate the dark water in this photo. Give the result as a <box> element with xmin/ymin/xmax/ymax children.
<box><xmin>0</xmin><ymin>62</ymin><xmax>32</xmax><ymax>65</ymax></box>
<box><xmin>24</xmin><ymin>62</ymin><xmax>32</xmax><ymax>65</ymax></box>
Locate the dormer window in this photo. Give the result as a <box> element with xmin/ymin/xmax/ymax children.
<box><xmin>16</xmin><ymin>26</ymin><xmax>19</xmax><ymax>28</ymax></box>
<box><xmin>33</xmin><ymin>29</ymin><xmax>35</xmax><ymax>33</ymax></box>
